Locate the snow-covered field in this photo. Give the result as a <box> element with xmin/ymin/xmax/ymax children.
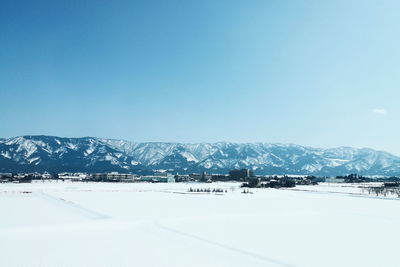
<box><xmin>1</xmin><ymin>181</ymin><xmax>399</xmax><ymax>267</ymax></box>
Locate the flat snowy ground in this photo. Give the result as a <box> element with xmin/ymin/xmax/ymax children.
<box><xmin>0</xmin><ymin>181</ymin><xmax>399</xmax><ymax>267</ymax></box>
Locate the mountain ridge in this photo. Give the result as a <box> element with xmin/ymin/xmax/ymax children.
<box><xmin>0</xmin><ymin>135</ymin><xmax>399</xmax><ymax>176</ymax></box>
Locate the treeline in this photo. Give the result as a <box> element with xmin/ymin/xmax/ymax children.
<box><xmin>336</xmin><ymin>173</ymin><xmax>400</xmax><ymax>183</ymax></box>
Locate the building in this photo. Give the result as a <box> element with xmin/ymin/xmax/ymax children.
<box><xmin>0</xmin><ymin>173</ymin><xmax>12</xmax><ymax>183</ymax></box>
<box><xmin>200</xmin><ymin>171</ymin><xmax>212</xmax><ymax>182</ymax></box>
<box><xmin>91</xmin><ymin>172</ymin><xmax>134</xmax><ymax>182</ymax></box>
<box><xmin>211</xmin><ymin>174</ymin><xmax>229</xmax><ymax>182</ymax></box>
<box><xmin>138</xmin><ymin>172</ymin><xmax>175</xmax><ymax>183</ymax></box>
<box><xmin>229</xmin><ymin>169</ymin><xmax>254</xmax><ymax>180</ymax></box>
<box><xmin>59</xmin><ymin>173</ymin><xmax>88</xmax><ymax>181</ymax></box>
<box><xmin>174</xmin><ymin>174</ymin><xmax>191</xmax><ymax>182</ymax></box>
<box><xmin>189</xmin><ymin>173</ymin><xmax>202</xmax><ymax>180</ymax></box>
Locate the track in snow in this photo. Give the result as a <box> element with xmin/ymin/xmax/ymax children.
<box><xmin>35</xmin><ymin>192</ymin><xmax>111</xmax><ymax>220</ymax></box>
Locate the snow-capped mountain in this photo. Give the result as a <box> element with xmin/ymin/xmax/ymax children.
<box><xmin>1</xmin><ymin>135</ymin><xmax>400</xmax><ymax>176</ymax></box>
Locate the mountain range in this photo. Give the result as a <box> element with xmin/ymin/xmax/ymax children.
<box><xmin>1</xmin><ymin>135</ymin><xmax>399</xmax><ymax>176</ymax></box>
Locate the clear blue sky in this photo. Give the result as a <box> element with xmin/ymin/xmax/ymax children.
<box><xmin>1</xmin><ymin>0</ymin><xmax>399</xmax><ymax>154</ymax></box>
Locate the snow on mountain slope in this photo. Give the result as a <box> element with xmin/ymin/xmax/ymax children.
<box><xmin>0</xmin><ymin>136</ymin><xmax>146</xmax><ymax>173</ymax></box>
<box><xmin>0</xmin><ymin>135</ymin><xmax>399</xmax><ymax>175</ymax></box>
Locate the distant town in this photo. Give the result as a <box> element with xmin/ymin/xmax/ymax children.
<box><xmin>2</xmin><ymin>169</ymin><xmax>400</xmax><ymax>189</ymax></box>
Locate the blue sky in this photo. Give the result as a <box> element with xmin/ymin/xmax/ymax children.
<box><xmin>1</xmin><ymin>0</ymin><xmax>399</xmax><ymax>154</ymax></box>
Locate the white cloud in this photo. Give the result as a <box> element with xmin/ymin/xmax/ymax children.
<box><xmin>372</xmin><ymin>108</ymin><xmax>387</xmax><ymax>115</ymax></box>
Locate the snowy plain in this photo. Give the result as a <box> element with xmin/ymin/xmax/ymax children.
<box><xmin>0</xmin><ymin>181</ymin><xmax>399</xmax><ymax>267</ymax></box>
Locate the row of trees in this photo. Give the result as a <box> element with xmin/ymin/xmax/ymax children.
<box><xmin>362</xmin><ymin>187</ymin><xmax>400</xmax><ymax>198</ymax></box>
<box><xmin>187</xmin><ymin>188</ymin><xmax>227</xmax><ymax>193</ymax></box>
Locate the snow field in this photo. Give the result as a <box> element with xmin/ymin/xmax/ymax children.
<box><xmin>0</xmin><ymin>182</ymin><xmax>399</xmax><ymax>267</ymax></box>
